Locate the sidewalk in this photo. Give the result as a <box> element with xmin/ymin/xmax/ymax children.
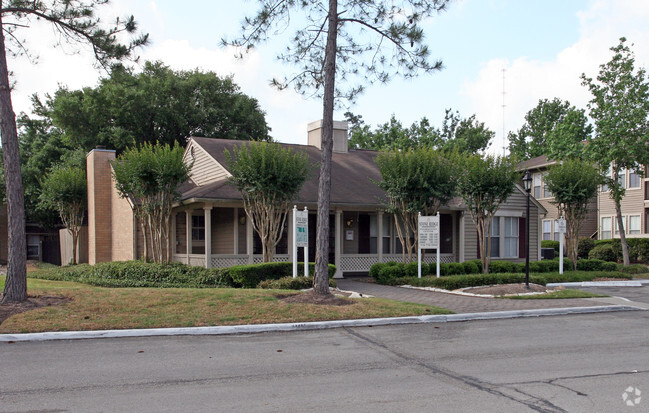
<box><xmin>335</xmin><ymin>278</ymin><xmax>632</xmax><ymax>314</ymax></box>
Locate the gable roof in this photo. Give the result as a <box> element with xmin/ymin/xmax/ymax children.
<box><xmin>182</xmin><ymin>137</ymin><xmax>388</xmax><ymax>207</ymax></box>
<box><xmin>516</xmin><ymin>155</ymin><xmax>557</xmax><ymax>172</ymax></box>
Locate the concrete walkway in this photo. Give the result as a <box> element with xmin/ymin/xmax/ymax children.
<box><xmin>336</xmin><ymin>278</ymin><xmax>618</xmax><ymax>314</ymax></box>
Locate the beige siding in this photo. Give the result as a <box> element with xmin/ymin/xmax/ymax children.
<box><xmin>212</xmin><ymin>208</ymin><xmax>234</xmax><ymax>254</ymax></box>
<box><xmin>184</xmin><ymin>140</ymin><xmax>230</xmax><ymax>186</ymax></box>
<box><xmin>598</xmin><ymin>184</ymin><xmax>646</xmax><ymax>239</ymax></box>
<box><xmin>343</xmin><ymin>212</ymin><xmax>359</xmax><ymax>254</ymax></box>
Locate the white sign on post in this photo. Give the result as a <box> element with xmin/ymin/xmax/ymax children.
<box><xmin>293</xmin><ymin>206</ymin><xmax>309</xmax><ymax>278</ymax></box>
<box><xmin>556</xmin><ymin>218</ymin><xmax>566</xmax><ymax>274</ymax></box>
<box><xmin>418</xmin><ymin>213</ymin><xmax>441</xmax><ymax>278</ymax></box>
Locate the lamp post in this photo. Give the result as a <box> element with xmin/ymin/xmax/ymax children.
<box><xmin>523</xmin><ymin>170</ymin><xmax>532</xmax><ymax>289</ymax></box>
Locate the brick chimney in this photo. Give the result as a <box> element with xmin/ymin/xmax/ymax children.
<box><xmin>307</xmin><ymin>120</ymin><xmax>348</xmax><ymax>153</ymax></box>
<box><xmin>86</xmin><ymin>148</ymin><xmax>116</xmax><ymax>264</ymax></box>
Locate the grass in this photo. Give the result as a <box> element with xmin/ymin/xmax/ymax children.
<box><xmin>0</xmin><ymin>276</ymin><xmax>452</xmax><ymax>334</ymax></box>
<box><xmin>505</xmin><ymin>289</ymin><xmax>607</xmax><ymax>300</ymax></box>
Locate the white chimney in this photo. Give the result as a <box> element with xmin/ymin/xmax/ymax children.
<box><xmin>307</xmin><ymin>120</ymin><xmax>348</xmax><ymax>153</ymax></box>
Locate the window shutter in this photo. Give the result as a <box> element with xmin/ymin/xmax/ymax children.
<box><xmin>519</xmin><ymin>217</ymin><xmax>526</xmax><ymax>259</ymax></box>
<box><xmin>476</xmin><ymin>231</ymin><xmax>481</xmax><ymax>258</ymax></box>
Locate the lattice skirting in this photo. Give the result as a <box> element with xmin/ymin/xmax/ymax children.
<box><xmin>340</xmin><ymin>254</ymin><xmax>455</xmax><ymax>272</ymax></box>
<box><xmin>253</xmin><ymin>255</ymin><xmax>290</xmax><ymax>264</ymax></box>
<box><xmin>211</xmin><ymin>256</ymin><xmax>250</xmax><ymax>268</ymax></box>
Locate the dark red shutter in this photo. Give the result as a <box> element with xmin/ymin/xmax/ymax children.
<box><xmin>519</xmin><ymin>217</ymin><xmax>526</xmax><ymax>259</ymax></box>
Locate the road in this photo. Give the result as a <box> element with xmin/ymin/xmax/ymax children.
<box><xmin>1</xmin><ymin>311</ymin><xmax>648</xmax><ymax>412</ymax></box>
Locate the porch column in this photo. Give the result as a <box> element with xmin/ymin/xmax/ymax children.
<box><xmin>170</xmin><ymin>212</ymin><xmax>176</xmax><ymax>261</ymax></box>
<box><xmin>233</xmin><ymin>208</ymin><xmax>239</xmax><ymax>254</ymax></box>
<box><xmin>204</xmin><ymin>205</ymin><xmax>212</xmax><ymax>268</ymax></box>
<box><xmin>185</xmin><ymin>209</ymin><xmax>192</xmax><ymax>265</ymax></box>
<box><xmin>247</xmin><ymin>214</ymin><xmax>254</xmax><ymax>264</ymax></box>
<box><xmin>459</xmin><ymin>212</ymin><xmax>465</xmax><ymax>263</ymax></box>
<box><xmin>378</xmin><ymin>211</ymin><xmax>384</xmax><ymax>264</ymax></box>
<box><xmin>334</xmin><ymin>209</ymin><xmax>343</xmax><ymax>278</ymax></box>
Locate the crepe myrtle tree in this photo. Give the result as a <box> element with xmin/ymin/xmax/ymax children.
<box><xmin>226</xmin><ymin>142</ymin><xmax>311</xmax><ymax>263</ymax></box>
<box><xmin>0</xmin><ymin>0</ymin><xmax>147</xmax><ymax>303</ymax></box>
<box><xmin>112</xmin><ymin>143</ymin><xmax>190</xmax><ymax>264</ymax></box>
<box><xmin>226</xmin><ymin>0</ymin><xmax>450</xmax><ymax>295</ymax></box>
<box><xmin>456</xmin><ymin>154</ymin><xmax>517</xmax><ymax>274</ymax></box>
<box><xmin>582</xmin><ymin>37</ymin><xmax>649</xmax><ymax>266</ymax></box>
<box><xmin>39</xmin><ymin>166</ymin><xmax>87</xmax><ymax>265</ymax></box>
<box><xmin>544</xmin><ymin>160</ymin><xmax>601</xmax><ymax>269</ymax></box>
<box><xmin>376</xmin><ymin>148</ymin><xmax>457</xmax><ymax>263</ymax></box>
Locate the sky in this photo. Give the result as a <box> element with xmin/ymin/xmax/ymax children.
<box><xmin>8</xmin><ymin>0</ymin><xmax>649</xmax><ymax>154</ymax></box>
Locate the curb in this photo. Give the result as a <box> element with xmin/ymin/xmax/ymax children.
<box><xmin>0</xmin><ymin>305</ymin><xmax>642</xmax><ymax>343</ymax></box>
<box><xmin>548</xmin><ymin>280</ymin><xmax>649</xmax><ymax>287</ymax></box>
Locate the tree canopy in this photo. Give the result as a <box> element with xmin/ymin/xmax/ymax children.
<box><xmin>376</xmin><ymin>148</ymin><xmax>457</xmax><ymax>262</ymax></box>
<box><xmin>508</xmin><ymin>98</ymin><xmax>591</xmax><ymax>161</ymax></box>
<box><xmin>456</xmin><ymin>154</ymin><xmax>517</xmax><ymax>274</ymax></box>
<box><xmin>582</xmin><ymin>37</ymin><xmax>649</xmax><ymax>265</ymax></box>
<box><xmin>544</xmin><ymin>160</ymin><xmax>600</xmax><ymax>269</ymax></box>
<box><xmin>347</xmin><ymin>109</ymin><xmax>493</xmax><ymax>153</ymax></box>
<box><xmin>226</xmin><ymin>142</ymin><xmax>312</xmax><ymax>262</ymax></box>
<box><xmin>1</xmin><ymin>0</ymin><xmax>147</xmax><ymax>303</ymax></box>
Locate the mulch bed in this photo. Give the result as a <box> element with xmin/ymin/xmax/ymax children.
<box><xmin>277</xmin><ymin>291</ymin><xmax>354</xmax><ymax>306</ymax></box>
<box><xmin>0</xmin><ymin>295</ymin><xmax>70</xmax><ymax>326</ymax></box>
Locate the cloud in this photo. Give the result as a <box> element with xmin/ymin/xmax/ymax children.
<box><xmin>462</xmin><ymin>0</ymin><xmax>649</xmax><ymax>155</ymax></box>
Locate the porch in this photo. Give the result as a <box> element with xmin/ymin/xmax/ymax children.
<box><xmin>170</xmin><ymin>204</ymin><xmax>460</xmax><ymax>277</ymax></box>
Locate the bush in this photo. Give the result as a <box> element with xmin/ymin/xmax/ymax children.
<box><xmin>462</xmin><ymin>261</ymin><xmax>480</xmax><ymax>275</ymax></box>
<box><xmin>627</xmin><ymin>238</ymin><xmax>649</xmax><ymax>263</ymax></box>
<box><xmin>576</xmin><ymin>259</ymin><xmax>607</xmax><ymax>271</ymax></box>
<box><xmin>446</xmin><ymin>262</ymin><xmax>465</xmax><ymax>275</ymax></box>
<box><xmin>577</xmin><ymin>238</ymin><xmax>595</xmax><ymax>259</ymax></box>
<box><xmin>541</xmin><ymin>240</ymin><xmax>560</xmax><ymax>254</ymax></box>
<box><xmin>405</xmin><ymin>261</ymin><xmax>423</xmax><ymax>277</ymax></box>
<box><xmin>258</xmin><ymin>276</ymin><xmax>337</xmax><ymax>290</ymax></box>
<box><xmin>375</xmin><ymin>264</ymin><xmax>406</xmax><ymax>283</ymax></box>
<box><xmin>589</xmin><ymin>244</ymin><xmax>618</xmax><ymax>263</ymax></box>
<box><xmin>601</xmin><ymin>261</ymin><xmax>618</xmax><ymax>271</ymax></box>
<box><xmin>227</xmin><ymin>262</ymin><xmax>336</xmax><ymax>288</ymax></box>
<box><xmin>489</xmin><ymin>260</ymin><xmax>515</xmax><ymax>273</ymax></box>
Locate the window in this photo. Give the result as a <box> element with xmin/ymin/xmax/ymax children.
<box><xmin>601</xmin><ymin>217</ymin><xmax>612</xmax><ymax>240</ymax></box>
<box><xmin>629</xmin><ymin>215</ymin><xmax>641</xmax><ymax>235</ymax></box>
<box><xmin>614</xmin><ymin>216</ymin><xmax>623</xmax><ymax>235</ymax></box>
<box><xmin>629</xmin><ymin>169</ymin><xmax>641</xmax><ymax>189</ymax></box>
<box><xmin>27</xmin><ymin>235</ymin><xmax>40</xmax><ymax>259</ymax></box>
<box><xmin>382</xmin><ymin>214</ymin><xmax>391</xmax><ymax>254</ymax></box>
<box><xmin>490</xmin><ymin>217</ymin><xmax>500</xmax><ymax>258</ymax></box>
<box><xmin>533</xmin><ymin>174</ymin><xmax>541</xmax><ymax>198</ymax></box>
<box><xmin>504</xmin><ymin>217</ymin><xmax>519</xmax><ymax>258</ymax></box>
<box><xmin>617</xmin><ymin>168</ymin><xmax>627</xmax><ymax>188</ymax></box>
<box><xmin>370</xmin><ymin>214</ymin><xmax>378</xmax><ymax>254</ymax></box>
<box><xmin>191</xmin><ymin>214</ymin><xmax>205</xmax><ymax>254</ymax></box>
<box><xmin>543</xmin><ymin>173</ymin><xmax>552</xmax><ymax>198</ymax></box>
<box><xmin>543</xmin><ymin>220</ymin><xmax>552</xmax><ymax>241</ymax></box>
<box><xmin>490</xmin><ymin>217</ymin><xmax>519</xmax><ymax>258</ymax></box>
<box><xmin>602</xmin><ymin>165</ymin><xmax>612</xmax><ymax>192</ymax></box>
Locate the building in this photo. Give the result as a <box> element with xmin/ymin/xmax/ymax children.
<box><xmin>597</xmin><ymin>165</ymin><xmax>647</xmax><ymax>239</ymax></box>
<box><xmin>81</xmin><ymin>121</ymin><xmax>546</xmax><ymax>277</ymax></box>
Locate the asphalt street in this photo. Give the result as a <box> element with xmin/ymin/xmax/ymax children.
<box><xmin>2</xmin><ymin>311</ymin><xmax>647</xmax><ymax>413</ymax></box>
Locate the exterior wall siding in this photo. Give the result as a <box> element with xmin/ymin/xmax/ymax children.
<box><xmin>184</xmin><ymin>141</ymin><xmax>230</xmax><ymax>186</ymax></box>
<box><xmin>212</xmin><ymin>207</ymin><xmax>234</xmax><ymax>254</ymax></box>
<box><xmin>599</xmin><ymin>184</ymin><xmax>646</xmax><ymax>238</ymax></box>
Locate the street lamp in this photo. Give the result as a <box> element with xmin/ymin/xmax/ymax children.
<box><xmin>522</xmin><ymin>170</ymin><xmax>532</xmax><ymax>289</ymax></box>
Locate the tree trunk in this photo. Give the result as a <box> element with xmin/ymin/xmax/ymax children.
<box><xmin>0</xmin><ymin>15</ymin><xmax>27</xmax><ymax>304</ymax></box>
<box><xmin>615</xmin><ymin>200</ymin><xmax>630</xmax><ymax>266</ymax></box>
<box><xmin>313</xmin><ymin>0</ymin><xmax>338</xmax><ymax>296</ymax></box>
<box><xmin>71</xmin><ymin>229</ymin><xmax>78</xmax><ymax>266</ymax></box>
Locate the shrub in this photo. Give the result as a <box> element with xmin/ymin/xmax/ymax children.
<box><xmin>369</xmin><ymin>263</ymin><xmax>387</xmax><ymax>280</ymax></box>
<box><xmin>489</xmin><ymin>260</ymin><xmax>515</xmax><ymax>273</ymax></box>
<box><xmin>446</xmin><ymin>262</ymin><xmax>465</xmax><ymax>275</ymax></box>
<box><xmin>576</xmin><ymin>259</ymin><xmax>606</xmax><ymax>271</ymax></box>
<box><xmin>589</xmin><ymin>244</ymin><xmax>618</xmax><ymax>263</ymax></box>
<box><xmin>627</xmin><ymin>238</ymin><xmax>649</xmax><ymax>263</ymax></box>
<box><xmin>258</xmin><ymin>276</ymin><xmax>337</xmax><ymax>290</ymax></box>
<box><xmin>404</xmin><ymin>261</ymin><xmax>423</xmax><ymax>277</ymax></box>
<box><xmin>462</xmin><ymin>261</ymin><xmax>480</xmax><ymax>275</ymax></box>
<box><xmin>438</xmin><ymin>263</ymin><xmax>450</xmax><ymax>276</ymax></box>
<box><xmin>601</xmin><ymin>261</ymin><xmax>618</xmax><ymax>271</ymax></box>
<box><xmin>467</xmin><ymin>259</ymin><xmax>483</xmax><ymax>273</ymax></box>
<box><xmin>514</xmin><ymin>263</ymin><xmax>526</xmax><ymax>273</ymax></box>
<box><xmin>376</xmin><ymin>264</ymin><xmax>406</xmax><ymax>283</ymax></box>
<box><xmin>227</xmin><ymin>262</ymin><xmax>336</xmax><ymax>288</ymax></box>
<box><xmin>541</xmin><ymin>240</ymin><xmax>560</xmax><ymax>254</ymax></box>
<box><xmin>618</xmin><ymin>263</ymin><xmax>649</xmax><ymax>274</ymax></box>
<box><xmin>577</xmin><ymin>238</ymin><xmax>595</xmax><ymax>259</ymax></box>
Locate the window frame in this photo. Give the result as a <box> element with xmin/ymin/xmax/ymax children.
<box><xmin>629</xmin><ymin>215</ymin><xmax>641</xmax><ymax>235</ymax></box>
<box><xmin>601</xmin><ymin>216</ymin><xmax>612</xmax><ymax>240</ymax></box>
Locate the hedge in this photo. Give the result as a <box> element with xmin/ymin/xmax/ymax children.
<box><xmin>258</xmin><ymin>276</ymin><xmax>337</xmax><ymax>290</ymax></box>
<box><xmin>226</xmin><ymin>262</ymin><xmax>336</xmax><ymax>288</ymax></box>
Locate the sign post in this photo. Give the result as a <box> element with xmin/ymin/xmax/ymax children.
<box><xmin>293</xmin><ymin>206</ymin><xmax>309</xmax><ymax>278</ymax></box>
<box><xmin>556</xmin><ymin>217</ymin><xmax>566</xmax><ymax>274</ymax></box>
<box><xmin>418</xmin><ymin>212</ymin><xmax>440</xmax><ymax>278</ymax></box>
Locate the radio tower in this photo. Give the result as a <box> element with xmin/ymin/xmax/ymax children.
<box><xmin>501</xmin><ymin>68</ymin><xmax>507</xmax><ymax>157</ymax></box>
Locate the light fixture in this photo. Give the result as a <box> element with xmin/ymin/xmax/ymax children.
<box><xmin>523</xmin><ymin>170</ymin><xmax>532</xmax><ymax>193</ymax></box>
<box><xmin>345</xmin><ymin>217</ymin><xmax>354</xmax><ymax>228</ymax></box>
<box><xmin>239</xmin><ymin>215</ymin><xmax>246</xmax><ymax>225</ymax></box>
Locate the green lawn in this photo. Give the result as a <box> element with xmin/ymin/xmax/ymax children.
<box><xmin>0</xmin><ymin>276</ymin><xmax>451</xmax><ymax>334</ymax></box>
